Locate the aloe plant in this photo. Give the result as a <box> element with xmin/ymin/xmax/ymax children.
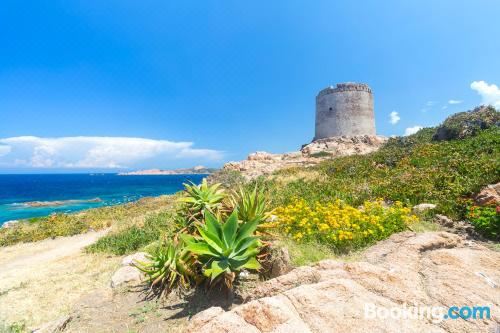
<box><xmin>231</xmin><ymin>185</ymin><xmax>269</xmax><ymax>224</ymax></box>
<box><xmin>135</xmin><ymin>242</ymin><xmax>194</xmax><ymax>297</ymax></box>
<box><xmin>179</xmin><ymin>179</ymin><xmax>226</xmax><ymax>223</ymax></box>
<box><xmin>182</xmin><ymin>210</ymin><xmax>261</xmax><ymax>289</ymax></box>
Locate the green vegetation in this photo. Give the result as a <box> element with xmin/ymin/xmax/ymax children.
<box><xmin>135</xmin><ymin>242</ymin><xmax>194</xmax><ymax>297</ymax></box>
<box><xmin>257</xmin><ymin>126</ymin><xmax>499</xmax><ymax>221</ymax></box>
<box><xmin>86</xmin><ymin>210</ymin><xmax>176</xmax><ymax>255</ymax></box>
<box><xmin>263</xmin><ymin>199</ymin><xmax>416</xmax><ymax>252</ymax></box>
<box><xmin>279</xmin><ymin>239</ymin><xmax>336</xmax><ymax>266</ymax></box>
<box><xmin>135</xmin><ymin>182</ymin><xmax>267</xmax><ymax>297</ymax></box>
<box><xmin>465</xmin><ymin>203</ymin><xmax>499</xmax><ymax>240</ymax></box>
<box><xmin>309</xmin><ymin>151</ymin><xmax>333</xmax><ymax>158</ymax></box>
<box><xmin>179</xmin><ymin>179</ymin><xmax>226</xmax><ymax>225</ymax></box>
<box><xmin>0</xmin><ymin>321</ymin><xmax>26</xmax><ymax>333</ymax></box>
<box><xmin>229</xmin><ymin>186</ymin><xmax>269</xmax><ymax>225</ymax></box>
<box><xmin>182</xmin><ymin>211</ymin><xmax>262</xmax><ymax>289</ymax></box>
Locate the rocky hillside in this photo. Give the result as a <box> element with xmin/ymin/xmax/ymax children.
<box><xmin>221</xmin><ymin>135</ymin><xmax>387</xmax><ymax>179</ymax></box>
<box><xmin>188</xmin><ymin>232</ymin><xmax>499</xmax><ymax>333</ymax></box>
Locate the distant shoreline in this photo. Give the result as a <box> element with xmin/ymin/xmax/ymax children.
<box><xmin>118</xmin><ymin>166</ymin><xmax>217</xmax><ymax>176</ymax></box>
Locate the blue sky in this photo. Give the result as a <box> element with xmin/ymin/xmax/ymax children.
<box><xmin>1</xmin><ymin>0</ymin><xmax>499</xmax><ymax>173</ymax></box>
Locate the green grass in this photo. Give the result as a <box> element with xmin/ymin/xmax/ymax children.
<box><xmin>278</xmin><ymin>238</ymin><xmax>336</xmax><ymax>266</ymax></box>
<box><xmin>86</xmin><ymin>210</ymin><xmax>178</xmax><ymax>255</ymax></box>
<box><xmin>256</xmin><ymin>127</ymin><xmax>499</xmax><ymax>221</ymax></box>
<box><xmin>466</xmin><ymin>205</ymin><xmax>500</xmax><ymax>240</ymax></box>
<box><xmin>0</xmin><ymin>321</ymin><xmax>26</xmax><ymax>333</ymax></box>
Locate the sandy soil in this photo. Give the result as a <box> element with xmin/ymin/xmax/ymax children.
<box><xmin>0</xmin><ymin>230</ymin><xmax>120</xmax><ymax>328</ymax></box>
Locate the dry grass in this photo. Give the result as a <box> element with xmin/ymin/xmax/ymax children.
<box><xmin>270</xmin><ymin>168</ymin><xmax>324</xmax><ymax>186</ymax></box>
<box><xmin>0</xmin><ymin>231</ymin><xmax>120</xmax><ymax>328</ymax></box>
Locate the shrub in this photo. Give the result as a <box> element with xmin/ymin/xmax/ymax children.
<box><xmin>86</xmin><ymin>210</ymin><xmax>176</xmax><ymax>255</ymax></box>
<box><xmin>263</xmin><ymin>199</ymin><xmax>417</xmax><ymax>252</ymax></box>
<box><xmin>466</xmin><ymin>203</ymin><xmax>500</xmax><ymax>240</ymax></box>
<box><xmin>229</xmin><ymin>185</ymin><xmax>269</xmax><ymax>225</ymax></box>
<box><xmin>182</xmin><ymin>210</ymin><xmax>262</xmax><ymax>290</ymax></box>
<box><xmin>135</xmin><ymin>242</ymin><xmax>195</xmax><ymax>297</ymax></box>
<box><xmin>179</xmin><ymin>179</ymin><xmax>226</xmax><ymax>224</ymax></box>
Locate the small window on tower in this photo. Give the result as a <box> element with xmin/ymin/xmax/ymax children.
<box><xmin>329</xmin><ymin>107</ymin><xmax>333</xmax><ymax>111</ymax></box>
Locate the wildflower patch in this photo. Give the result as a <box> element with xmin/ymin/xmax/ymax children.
<box><xmin>264</xmin><ymin>199</ymin><xmax>418</xmax><ymax>251</ymax></box>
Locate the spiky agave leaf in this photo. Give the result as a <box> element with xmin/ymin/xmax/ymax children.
<box><xmin>183</xmin><ymin>210</ymin><xmax>262</xmax><ymax>290</ymax></box>
<box><xmin>179</xmin><ymin>179</ymin><xmax>226</xmax><ymax>224</ymax></box>
<box><xmin>230</xmin><ymin>185</ymin><xmax>269</xmax><ymax>225</ymax></box>
<box><xmin>135</xmin><ymin>241</ymin><xmax>195</xmax><ymax>298</ymax></box>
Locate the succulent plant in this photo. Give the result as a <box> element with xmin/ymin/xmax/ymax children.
<box><xmin>230</xmin><ymin>185</ymin><xmax>269</xmax><ymax>225</ymax></box>
<box><xmin>182</xmin><ymin>210</ymin><xmax>261</xmax><ymax>289</ymax></box>
<box><xmin>135</xmin><ymin>241</ymin><xmax>195</xmax><ymax>297</ymax></box>
<box><xmin>179</xmin><ymin>179</ymin><xmax>226</xmax><ymax>223</ymax></box>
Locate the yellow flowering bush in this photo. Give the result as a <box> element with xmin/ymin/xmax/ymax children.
<box><xmin>263</xmin><ymin>199</ymin><xmax>418</xmax><ymax>251</ymax></box>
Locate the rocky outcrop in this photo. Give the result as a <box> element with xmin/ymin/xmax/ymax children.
<box><xmin>412</xmin><ymin>203</ymin><xmax>437</xmax><ymax>213</ymax></box>
<box><xmin>222</xmin><ymin>135</ymin><xmax>387</xmax><ymax>179</ymax></box>
<box><xmin>110</xmin><ymin>252</ymin><xmax>149</xmax><ymax>288</ymax></box>
<box><xmin>110</xmin><ymin>266</ymin><xmax>143</xmax><ymax>288</ymax></box>
<box><xmin>33</xmin><ymin>316</ymin><xmax>72</xmax><ymax>333</ymax></box>
<box><xmin>121</xmin><ymin>252</ymin><xmax>149</xmax><ymax>266</ymax></box>
<box><xmin>300</xmin><ymin>135</ymin><xmax>387</xmax><ymax>156</ymax></box>
<box><xmin>433</xmin><ymin>105</ymin><xmax>500</xmax><ymax>141</ymax></box>
<box><xmin>188</xmin><ymin>232</ymin><xmax>500</xmax><ymax>333</ymax></box>
<box><xmin>433</xmin><ymin>214</ymin><xmax>481</xmax><ymax>240</ymax></box>
<box><xmin>474</xmin><ymin>182</ymin><xmax>500</xmax><ymax>206</ymax></box>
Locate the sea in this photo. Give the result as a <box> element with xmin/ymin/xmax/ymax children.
<box><xmin>0</xmin><ymin>173</ymin><xmax>206</xmax><ymax>225</ymax></box>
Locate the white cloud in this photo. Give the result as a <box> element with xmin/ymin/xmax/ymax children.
<box><xmin>470</xmin><ymin>81</ymin><xmax>500</xmax><ymax>107</ymax></box>
<box><xmin>0</xmin><ymin>145</ymin><xmax>11</xmax><ymax>157</ymax></box>
<box><xmin>448</xmin><ymin>99</ymin><xmax>463</xmax><ymax>105</ymax></box>
<box><xmin>426</xmin><ymin>101</ymin><xmax>436</xmax><ymax>107</ymax></box>
<box><xmin>404</xmin><ymin>126</ymin><xmax>423</xmax><ymax>136</ymax></box>
<box><xmin>442</xmin><ymin>105</ymin><xmax>448</xmax><ymax>110</ymax></box>
<box><xmin>0</xmin><ymin>136</ymin><xmax>223</xmax><ymax>169</ymax></box>
<box><xmin>389</xmin><ymin>111</ymin><xmax>400</xmax><ymax>125</ymax></box>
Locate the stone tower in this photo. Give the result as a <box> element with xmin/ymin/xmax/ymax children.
<box><xmin>314</xmin><ymin>82</ymin><xmax>375</xmax><ymax>140</ymax></box>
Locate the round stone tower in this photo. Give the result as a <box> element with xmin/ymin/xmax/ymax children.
<box><xmin>314</xmin><ymin>82</ymin><xmax>375</xmax><ymax>140</ymax></box>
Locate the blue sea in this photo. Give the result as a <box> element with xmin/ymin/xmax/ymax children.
<box><xmin>0</xmin><ymin>174</ymin><xmax>206</xmax><ymax>225</ymax></box>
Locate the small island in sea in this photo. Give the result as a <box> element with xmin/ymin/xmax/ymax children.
<box><xmin>118</xmin><ymin>165</ymin><xmax>217</xmax><ymax>176</ymax></box>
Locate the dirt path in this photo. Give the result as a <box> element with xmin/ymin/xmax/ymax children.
<box><xmin>0</xmin><ymin>230</ymin><xmax>120</xmax><ymax>328</ymax></box>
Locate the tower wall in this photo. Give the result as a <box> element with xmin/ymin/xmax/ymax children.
<box><xmin>314</xmin><ymin>83</ymin><xmax>375</xmax><ymax>140</ymax></box>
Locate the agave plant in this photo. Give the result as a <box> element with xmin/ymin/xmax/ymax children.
<box><xmin>230</xmin><ymin>185</ymin><xmax>269</xmax><ymax>224</ymax></box>
<box><xmin>181</xmin><ymin>210</ymin><xmax>261</xmax><ymax>290</ymax></box>
<box><xmin>179</xmin><ymin>179</ymin><xmax>226</xmax><ymax>223</ymax></box>
<box><xmin>135</xmin><ymin>242</ymin><xmax>195</xmax><ymax>298</ymax></box>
